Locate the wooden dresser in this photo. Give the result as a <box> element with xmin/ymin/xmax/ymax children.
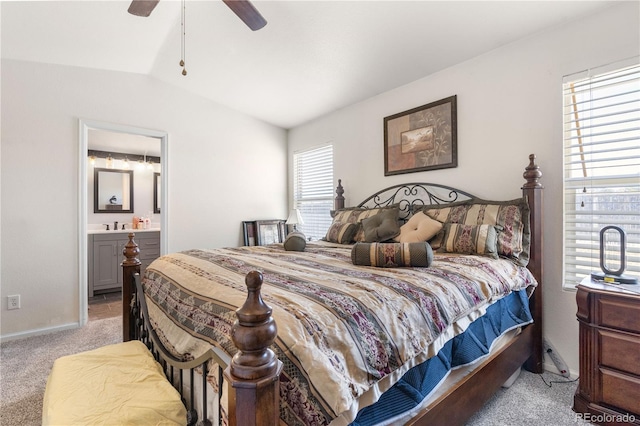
<box><xmin>574</xmin><ymin>280</ymin><xmax>640</xmax><ymax>425</ymax></box>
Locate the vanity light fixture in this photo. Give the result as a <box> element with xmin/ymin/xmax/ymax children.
<box><xmin>88</xmin><ymin>150</ymin><xmax>160</xmax><ymax>168</ymax></box>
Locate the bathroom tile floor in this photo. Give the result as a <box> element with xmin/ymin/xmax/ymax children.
<box><xmin>88</xmin><ymin>291</ymin><xmax>122</xmax><ymax>321</ymax></box>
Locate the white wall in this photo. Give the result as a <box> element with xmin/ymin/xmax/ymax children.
<box><xmin>288</xmin><ymin>3</ymin><xmax>639</xmax><ymax>375</ymax></box>
<box><xmin>1</xmin><ymin>60</ymin><xmax>287</xmax><ymax>337</ymax></box>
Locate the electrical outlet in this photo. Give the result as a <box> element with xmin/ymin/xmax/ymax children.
<box><xmin>8</xmin><ymin>295</ymin><xmax>20</xmax><ymax>310</ymax></box>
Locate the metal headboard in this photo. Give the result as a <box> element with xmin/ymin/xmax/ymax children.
<box><xmin>356</xmin><ymin>182</ymin><xmax>477</xmax><ymax>222</ymax></box>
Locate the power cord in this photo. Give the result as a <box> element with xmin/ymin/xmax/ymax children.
<box><xmin>538</xmin><ymin>373</ymin><xmax>579</xmax><ymax>388</ymax></box>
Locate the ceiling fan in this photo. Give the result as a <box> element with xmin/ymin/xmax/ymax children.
<box><xmin>128</xmin><ymin>0</ymin><xmax>267</xmax><ymax>31</ymax></box>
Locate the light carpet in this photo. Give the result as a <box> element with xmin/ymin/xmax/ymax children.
<box><xmin>467</xmin><ymin>370</ymin><xmax>580</xmax><ymax>425</ymax></box>
<box><xmin>1</xmin><ymin>317</ymin><xmax>121</xmax><ymax>426</ymax></box>
<box><xmin>1</xmin><ymin>317</ymin><xmax>579</xmax><ymax>425</ymax></box>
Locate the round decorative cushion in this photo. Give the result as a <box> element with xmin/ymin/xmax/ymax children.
<box><xmin>284</xmin><ymin>231</ymin><xmax>306</xmax><ymax>251</ymax></box>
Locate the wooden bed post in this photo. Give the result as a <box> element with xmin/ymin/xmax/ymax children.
<box><xmin>335</xmin><ymin>179</ymin><xmax>345</xmax><ymax>210</ymax></box>
<box><xmin>224</xmin><ymin>271</ymin><xmax>283</xmax><ymax>426</ymax></box>
<box><xmin>121</xmin><ymin>233</ymin><xmax>141</xmax><ymax>342</ymax></box>
<box><xmin>522</xmin><ymin>154</ymin><xmax>544</xmax><ymax>373</ymax></box>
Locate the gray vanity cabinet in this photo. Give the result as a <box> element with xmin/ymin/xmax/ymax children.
<box><xmin>88</xmin><ymin>231</ymin><xmax>160</xmax><ymax>297</ymax></box>
<box><xmin>91</xmin><ymin>235</ymin><xmax>125</xmax><ymax>292</ymax></box>
<box><xmin>138</xmin><ymin>234</ymin><xmax>161</xmax><ymax>274</ymax></box>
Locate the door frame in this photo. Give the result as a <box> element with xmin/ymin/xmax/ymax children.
<box><xmin>78</xmin><ymin>119</ymin><xmax>168</xmax><ymax>326</ymax></box>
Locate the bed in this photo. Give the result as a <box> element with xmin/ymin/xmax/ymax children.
<box><xmin>121</xmin><ymin>153</ymin><xmax>544</xmax><ymax>426</ymax></box>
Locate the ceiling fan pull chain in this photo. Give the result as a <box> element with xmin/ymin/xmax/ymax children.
<box><xmin>180</xmin><ymin>0</ymin><xmax>187</xmax><ymax>76</ymax></box>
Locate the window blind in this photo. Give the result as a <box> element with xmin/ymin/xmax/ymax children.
<box><xmin>293</xmin><ymin>144</ymin><xmax>334</xmax><ymax>241</ymax></box>
<box><xmin>562</xmin><ymin>61</ymin><xmax>640</xmax><ymax>289</ymax></box>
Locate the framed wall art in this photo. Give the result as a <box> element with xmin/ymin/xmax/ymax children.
<box><xmin>384</xmin><ymin>95</ymin><xmax>457</xmax><ymax>176</ymax></box>
<box><xmin>256</xmin><ymin>220</ymin><xmax>286</xmax><ymax>245</ymax></box>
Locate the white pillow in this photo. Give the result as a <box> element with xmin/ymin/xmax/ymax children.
<box><xmin>394</xmin><ymin>211</ymin><xmax>443</xmax><ymax>243</ymax></box>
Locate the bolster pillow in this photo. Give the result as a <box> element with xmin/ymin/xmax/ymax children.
<box><xmin>284</xmin><ymin>231</ymin><xmax>307</xmax><ymax>252</ymax></box>
<box><xmin>351</xmin><ymin>242</ymin><xmax>434</xmax><ymax>268</ymax></box>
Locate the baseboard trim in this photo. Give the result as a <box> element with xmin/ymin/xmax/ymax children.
<box><xmin>0</xmin><ymin>321</ymin><xmax>81</xmax><ymax>343</ymax></box>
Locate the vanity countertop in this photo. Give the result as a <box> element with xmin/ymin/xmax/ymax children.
<box><xmin>87</xmin><ymin>227</ymin><xmax>160</xmax><ymax>235</ymax></box>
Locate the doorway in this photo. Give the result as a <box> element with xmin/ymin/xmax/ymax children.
<box><xmin>79</xmin><ymin>119</ymin><xmax>168</xmax><ymax>326</ymax></box>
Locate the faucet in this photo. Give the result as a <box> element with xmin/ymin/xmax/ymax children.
<box><xmin>103</xmin><ymin>223</ymin><xmax>110</xmax><ymax>231</ymax></box>
<box><xmin>114</xmin><ymin>221</ymin><xmax>118</xmax><ymax>231</ymax></box>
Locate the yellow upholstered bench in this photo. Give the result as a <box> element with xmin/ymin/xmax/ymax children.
<box><xmin>42</xmin><ymin>340</ymin><xmax>187</xmax><ymax>426</ymax></box>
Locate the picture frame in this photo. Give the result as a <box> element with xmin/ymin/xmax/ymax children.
<box><xmin>153</xmin><ymin>172</ymin><xmax>161</xmax><ymax>214</ymax></box>
<box><xmin>256</xmin><ymin>220</ymin><xmax>286</xmax><ymax>245</ymax></box>
<box><xmin>242</xmin><ymin>221</ymin><xmax>257</xmax><ymax>246</ymax></box>
<box><xmin>384</xmin><ymin>95</ymin><xmax>457</xmax><ymax>176</ymax></box>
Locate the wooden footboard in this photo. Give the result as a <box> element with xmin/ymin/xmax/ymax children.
<box><xmin>122</xmin><ymin>153</ymin><xmax>544</xmax><ymax>426</ymax></box>
<box><xmin>132</xmin><ymin>271</ymin><xmax>224</xmax><ymax>425</ymax></box>
<box><xmin>222</xmin><ymin>271</ymin><xmax>283</xmax><ymax>426</ymax></box>
<box><xmin>122</xmin><ymin>240</ymin><xmax>283</xmax><ymax>426</ymax></box>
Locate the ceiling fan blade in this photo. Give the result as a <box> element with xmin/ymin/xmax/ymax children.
<box><xmin>222</xmin><ymin>0</ymin><xmax>267</xmax><ymax>31</ymax></box>
<box><xmin>128</xmin><ymin>0</ymin><xmax>160</xmax><ymax>17</ymax></box>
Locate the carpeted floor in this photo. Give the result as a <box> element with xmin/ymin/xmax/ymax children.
<box><xmin>0</xmin><ymin>317</ymin><xmax>121</xmax><ymax>426</ymax></box>
<box><xmin>1</xmin><ymin>317</ymin><xmax>579</xmax><ymax>425</ymax></box>
<box><xmin>467</xmin><ymin>370</ymin><xmax>580</xmax><ymax>425</ymax></box>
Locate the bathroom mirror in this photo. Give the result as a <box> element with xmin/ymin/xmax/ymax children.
<box><xmin>153</xmin><ymin>172</ymin><xmax>161</xmax><ymax>214</ymax></box>
<box><xmin>94</xmin><ymin>168</ymin><xmax>134</xmax><ymax>213</ymax></box>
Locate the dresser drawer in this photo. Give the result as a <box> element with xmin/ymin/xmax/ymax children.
<box><xmin>598</xmin><ymin>297</ymin><xmax>640</xmax><ymax>334</ymax></box>
<box><xmin>139</xmin><ymin>248</ymin><xmax>160</xmax><ymax>260</ymax></box>
<box><xmin>599</xmin><ymin>330</ymin><xmax>640</xmax><ymax>376</ymax></box>
<box><xmin>137</xmin><ymin>234</ymin><xmax>160</xmax><ymax>260</ymax></box>
<box><xmin>600</xmin><ymin>367</ymin><xmax>640</xmax><ymax>415</ymax></box>
<box><xmin>575</xmin><ymin>282</ymin><xmax>640</xmax><ymax>422</ymax></box>
<box><xmin>138</xmin><ymin>238</ymin><xmax>160</xmax><ymax>250</ymax></box>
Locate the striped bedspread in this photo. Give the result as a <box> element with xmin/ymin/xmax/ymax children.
<box><xmin>141</xmin><ymin>241</ymin><xmax>537</xmax><ymax>425</ymax></box>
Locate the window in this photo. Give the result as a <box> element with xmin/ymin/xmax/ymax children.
<box><xmin>293</xmin><ymin>144</ymin><xmax>334</xmax><ymax>240</ymax></box>
<box><xmin>562</xmin><ymin>61</ymin><xmax>640</xmax><ymax>289</ymax></box>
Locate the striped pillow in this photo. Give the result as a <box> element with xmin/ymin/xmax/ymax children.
<box><xmin>421</xmin><ymin>198</ymin><xmax>530</xmax><ymax>265</ymax></box>
<box><xmin>351</xmin><ymin>242</ymin><xmax>434</xmax><ymax>268</ymax></box>
<box><xmin>439</xmin><ymin>224</ymin><xmax>499</xmax><ymax>258</ymax></box>
<box><xmin>325</xmin><ymin>221</ymin><xmax>358</xmax><ymax>244</ymax></box>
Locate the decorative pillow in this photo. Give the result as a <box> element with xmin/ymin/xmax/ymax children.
<box><xmin>438</xmin><ymin>224</ymin><xmax>499</xmax><ymax>259</ymax></box>
<box><xmin>361</xmin><ymin>208</ymin><xmax>401</xmax><ymax>242</ymax></box>
<box><xmin>428</xmin><ymin>230</ymin><xmax>445</xmax><ymax>250</ymax></box>
<box><xmin>331</xmin><ymin>205</ymin><xmax>400</xmax><ymax>242</ymax></box>
<box><xmin>394</xmin><ymin>211</ymin><xmax>443</xmax><ymax>243</ymax></box>
<box><xmin>325</xmin><ymin>221</ymin><xmax>358</xmax><ymax>244</ymax></box>
<box><xmin>420</xmin><ymin>198</ymin><xmax>530</xmax><ymax>266</ymax></box>
<box><xmin>284</xmin><ymin>231</ymin><xmax>306</xmax><ymax>251</ymax></box>
<box><xmin>351</xmin><ymin>242</ymin><xmax>434</xmax><ymax>268</ymax></box>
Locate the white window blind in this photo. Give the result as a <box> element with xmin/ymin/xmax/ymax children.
<box><xmin>293</xmin><ymin>144</ymin><xmax>334</xmax><ymax>241</ymax></box>
<box><xmin>562</xmin><ymin>61</ymin><xmax>640</xmax><ymax>289</ymax></box>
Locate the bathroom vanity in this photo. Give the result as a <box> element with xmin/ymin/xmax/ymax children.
<box><xmin>88</xmin><ymin>229</ymin><xmax>160</xmax><ymax>297</ymax></box>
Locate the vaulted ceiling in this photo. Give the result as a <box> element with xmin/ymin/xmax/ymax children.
<box><xmin>1</xmin><ymin>1</ymin><xmax>616</xmax><ymax>128</ymax></box>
